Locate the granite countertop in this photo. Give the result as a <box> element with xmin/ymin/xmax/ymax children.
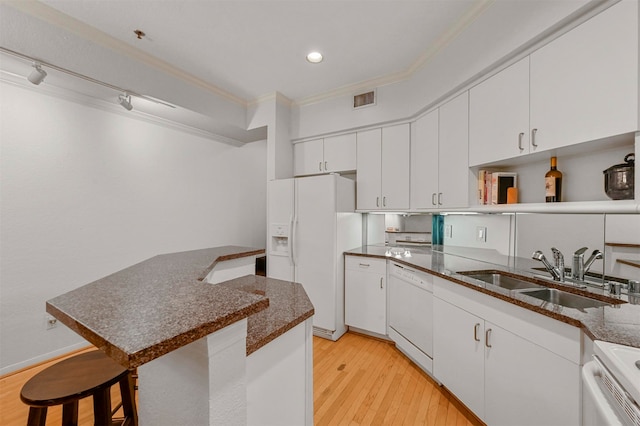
<box><xmin>346</xmin><ymin>245</ymin><xmax>640</xmax><ymax>348</ymax></box>
<box><xmin>218</xmin><ymin>275</ymin><xmax>314</xmax><ymax>356</ymax></box>
<box><xmin>47</xmin><ymin>246</ymin><xmax>312</xmax><ymax>369</ymax></box>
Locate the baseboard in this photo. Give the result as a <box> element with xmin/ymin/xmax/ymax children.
<box><xmin>346</xmin><ymin>326</ymin><xmax>391</xmax><ymax>342</ymax></box>
<box><xmin>0</xmin><ymin>342</ymin><xmax>91</xmax><ymax>377</ymax></box>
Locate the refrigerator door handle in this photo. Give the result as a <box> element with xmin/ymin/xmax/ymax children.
<box><xmin>291</xmin><ymin>213</ymin><xmax>298</xmax><ymax>268</ymax></box>
<box><xmin>288</xmin><ymin>214</ymin><xmax>295</xmax><ymax>267</ymax></box>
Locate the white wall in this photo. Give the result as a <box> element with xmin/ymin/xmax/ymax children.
<box><xmin>514</xmin><ymin>214</ymin><xmax>606</xmax><ymax>274</ymax></box>
<box><xmin>443</xmin><ymin>214</ymin><xmax>513</xmax><ymax>256</ymax></box>
<box><xmin>0</xmin><ymin>81</ymin><xmax>267</xmax><ymax>373</ymax></box>
<box><xmin>604</xmin><ymin>214</ymin><xmax>640</xmax><ymax>279</ymax></box>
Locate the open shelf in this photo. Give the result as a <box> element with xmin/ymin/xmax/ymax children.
<box><xmin>467</xmin><ymin>200</ymin><xmax>638</xmax><ymax>214</ymax></box>
<box><xmin>468</xmin><ymin>133</ymin><xmax>637</xmax><ymax>213</ymax></box>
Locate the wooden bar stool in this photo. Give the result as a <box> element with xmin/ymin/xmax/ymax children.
<box><xmin>20</xmin><ymin>350</ymin><xmax>137</xmax><ymax>426</ymax></box>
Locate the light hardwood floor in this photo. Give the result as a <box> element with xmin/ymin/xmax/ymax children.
<box><xmin>314</xmin><ymin>332</ymin><xmax>481</xmax><ymax>426</ymax></box>
<box><xmin>0</xmin><ymin>333</ymin><xmax>481</xmax><ymax>425</ymax></box>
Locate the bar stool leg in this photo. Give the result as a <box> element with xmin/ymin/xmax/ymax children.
<box><xmin>61</xmin><ymin>401</ymin><xmax>79</xmax><ymax>426</ymax></box>
<box><xmin>26</xmin><ymin>407</ymin><xmax>47</xmax><ymax>426</ymax></box>
<box><xmin>93</xmin><ymin>388</ymin><xmax>113</xmax><ymax>426</ymax></box>
<box><xmin>119</xmin><ymin>372</ymin><xmax>138</xmax><ymax>426</ymax></box>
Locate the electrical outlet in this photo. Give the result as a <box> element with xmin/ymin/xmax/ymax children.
<box><xmin>44</xmin><ymin>314</ymin><xmax>57</xmax><ymax>330</ymax></box>
<box><xmin>445</xmin><ymin>225</ymin><xmax>452</xmax><ymax>238</ymax></box>
<box><xmin>476</xmin><ymin>226</ymin><xmax>487</xmax><ymax>242</ymax></box>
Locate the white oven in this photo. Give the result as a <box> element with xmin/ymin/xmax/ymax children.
<box><xmin>582</xmin><ymin>341</ymin><xmax>640</xmax><ymax>426</ymax></box>
<box><xmin>388</xmin><ymin>262</ymin><xmax>434</xmax><ymax>375</ymax></box>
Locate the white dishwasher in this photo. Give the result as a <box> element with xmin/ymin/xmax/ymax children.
<box><xmin>388</xmin><ymin>262</ymin><xmax>434</xmax><ymax>375</ymax></box>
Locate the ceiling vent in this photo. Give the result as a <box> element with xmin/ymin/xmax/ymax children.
<box><xmin>353</xmin><ymin>89</ymin><xmax>376</xmax><ymax>109</ymax></box>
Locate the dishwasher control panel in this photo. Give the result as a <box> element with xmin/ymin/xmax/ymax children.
<box><xmin>390</xmin><ymin>263</ymin><xmax>433</xmax><ymax>291</ymax></box>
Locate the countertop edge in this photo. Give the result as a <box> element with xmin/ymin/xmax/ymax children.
<box><xmin>47</xmin><ymin>297</ymin><xmax>270</xmax><ymax>369</ymax></box>
<box><xmin>246</xmin><ymin>309</ymin><xmax>314</xmax><ymax>356</ymax></box>
<box><xmin>197</xmin><ymin>247</ymin><xmax>266</xmax><ymax>281</ymax></box>
<box><xmin>345</xmin><ymin>251</ymin><xmax>637</xmax><ymax>348</ymax></box>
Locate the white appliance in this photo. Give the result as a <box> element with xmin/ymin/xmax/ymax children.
<box><xmin>388</xmin><ymin>262</ymin><xmax>434</xmax><ymax>375</ymax></box>
<box><xmin>583</xmin><ymin>340</ymin><xmax>640</xmax><ymax>426</ymax></box>
<box><xmin>267</xmin><ymin>174</ymin><xmax>362</xmax><ymax>341</ymax></box>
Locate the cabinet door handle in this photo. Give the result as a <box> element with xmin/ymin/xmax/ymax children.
<box><xmin>485</xmin><ymin>328</ymin><xmax>492</xmax><ymax>348</ymax></box>
<box><xmin>438</xmin><ymin>193</ymin><xmax>443</xmax><ymax>205</ymax></box>
<box><xmin>324</xmin><ymin>161</ymin><xmax>328</xmax><ymax>171</ymax></box>
<box><xmin>380</xmin><ymin>277</ymin><xmax>383</xmax><ymax>289</ymax></box>
<box><xmin>383</xmin><ymin>196</ymin><xmax>387</xmax><ymax>207</ymax></box>
<box><xmin>473</xmin><ymin>323</ymin><xmax>481</xmax><ymax>342</ymax></box>
<box><xmin>518</xmin><ymin>132</ymin><xmax>525</xmax><ymax>151</ymax></box>
<box><xmin>432</xmin><ymin>193</ymin><xmax>437</xmax><ymax>206</ymax></box>
<box><xmin>376</xmin><ymin>196</ymin><xmax>380</xmax><ymax>207</ymax></box>
<box><xmin>359</xmin><ymin>263</ymin><xmax>370</xmax><ymax>268</ymax></box>
<box><xmin>531</xmin><ymin>128</ymin><xmax>538</xmax><ymax>148</ymax></box>
<box><xmin>319</xmin><ymin>161</ymin><xmax>323</xmax><ymax>172</ymax></box>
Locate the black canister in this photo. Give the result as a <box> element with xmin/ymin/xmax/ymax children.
<box><xmin>603</xmin><ymin>153</ymin><xmax>634</xmax><ymax>200</ymax></box>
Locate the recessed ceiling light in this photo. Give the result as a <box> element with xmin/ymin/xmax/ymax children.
<box><xmin>306</xmin><ymin>51</ymin><xmax>323</xmax><ymax>64</ymax></box>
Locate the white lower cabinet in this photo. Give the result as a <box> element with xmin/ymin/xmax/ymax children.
<box><xmin>433</xmin><ymin>297</ymin><xmax>485</xmax><ymax>416</ymax></box>
<box><xmin>483</xmin><ymin>323</ymin><xmax>579</xmax><ymax>426</ymax></box>
<box><xmin>433</xmin><ymin>277</ymin><xmax>580</xmax><ymax>425</ymax></box>
<box><xmin>344</xmin><ymin>257</ymin><xmax>386</xmax><ymax>335</ymax></box>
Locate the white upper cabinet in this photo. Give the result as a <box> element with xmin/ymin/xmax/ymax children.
<box><xmin>529</xmin><ymin>0</ymin><xmax>638</xmax><ymax>151</ymax></box>
<box><xmin>356</xmin><ymin>128</ymin><xmax>383</xmax><ymax>210</ymax></box>
<box><xmin>293</xmin><ymin>133</ymin><xmax>356</xmax><ymax>176</ymax></box>
<box><xmin>357</xmin><ymin>124</ymin><xmax>410</xmax><ymax>210</ymax></box>
<box><xmin>410</xmin><ymin>109</ymin><xmax>439</xmax><ymax>209</ymax></box>
<box><xmin>294</xmin><ymin>138</ymin><xmax>324</xmax><ymax>176</ymax></box>
<box><xmin>469</xmin><ymin>57</ymin><xmax>530</xmax><ymax>167</ymax></box>
<box><xmin>411</xmin><ymin>92</ymin><xmax>469</xmax><ymax>209</ymax></box>
<box><xmin>381</xmin><ymin>124</ymin><xmax>411</xmax><ymax>210</ymax></box>
<box><xmin>469</xmin><ymin>0</ymin><xmax>638</xmax><ymax>167</ymax></box>
<box><xmin>323</xmin><ymin>133</ymin><xmax>357</xmax><ymax>173</ymax></box>
<box><xmin>438</xmin><ymin>92</ymin><xmax>469</xmax><ymax>209</ymax></box>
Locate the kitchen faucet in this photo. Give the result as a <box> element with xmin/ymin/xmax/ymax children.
<box><xmin>532</xmin><ymin>250</ymin><xmax>564</xmax><ymax>281</ymax></box>
<box><xmin>551</xmin><ymin>247</ymin><xmax>565</xmax><ymax>282</ymax></box>
<box><xmin>572</xmin><ymin>247</ymin><xmax>603</xmax><ymax>282</ymax></box>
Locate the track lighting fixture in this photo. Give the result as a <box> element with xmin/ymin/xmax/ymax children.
<box><xmin>3</xmin><ymin>47</ymin><xmax>176</xmax><ymax>110</ymax></box>
<box><xmin>27</xmin><ymin>63</ymin><xmax>47</xmax><ymax>85</ymax></box>
<box><xmin>118</xmin><ymin>93</ymin><xmax>133</xmax><ymax>111</ymax></box>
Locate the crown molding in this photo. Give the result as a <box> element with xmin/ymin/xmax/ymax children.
<box><xmin>249</xmin><ymin>91</ymin><xmax>293</xmax><ymax>107</ymax></box>
<box><xmin>5</xmin><ymin>0</ymin><xmax>248</xmax><ymax>107</ymax></box>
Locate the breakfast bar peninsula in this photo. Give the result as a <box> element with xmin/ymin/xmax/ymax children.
<box><xmin>46</xmin><ymin>246</ymin><xmax>314</xmax><ymax>426</ymax></box>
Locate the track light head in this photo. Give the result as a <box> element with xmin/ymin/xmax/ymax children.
<box><xmin>118</xmin><ymin>93</ymin><xmax>133</xmax><ymax>111</ymax></box>
<box><xmin>27</xmin><ymin>63</ymin><xmax>47</xmax><ymax>85</ymax></box>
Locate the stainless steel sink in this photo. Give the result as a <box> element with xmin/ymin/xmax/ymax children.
<box><xmin>520</xmin><ymin>288</ymin><xmax>610</xmax><ymax>309</ymax></box>
<box><xmin>461</xmin><ymin>271</ymin><xmax>544</xmax><ymax>291</ymax></box>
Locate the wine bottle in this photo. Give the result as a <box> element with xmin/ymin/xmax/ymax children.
<box><xmin>545</xmin><ymin>156</ymin><xmax>562</xmax><ymax>202</ymax></box>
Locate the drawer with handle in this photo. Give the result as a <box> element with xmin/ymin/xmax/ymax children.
<box><xmin>345</xmin><ymin>255</ymin><xmax>386</xmax><ymax>274</ymax></box>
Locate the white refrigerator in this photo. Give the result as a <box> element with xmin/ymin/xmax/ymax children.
<box><xmin>267</xmin><ymin>174</ymin><xmax>362</xmax><ymax>341</ymax></box>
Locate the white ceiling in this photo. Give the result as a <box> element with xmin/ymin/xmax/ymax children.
<box><xmin>26</xmin><ymin>0</ymin><xmax>483</xmax><ymax>103</ymax></box>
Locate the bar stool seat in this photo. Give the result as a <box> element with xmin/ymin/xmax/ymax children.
<box><xmin>20</xmin><ymin>350</ymin><xmax>137</xmax><ymax>426</ymax></box>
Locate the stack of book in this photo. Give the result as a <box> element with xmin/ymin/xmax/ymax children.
<box><xmin>477</xmin><ymin>171</ymin><xmax>518</xmax><ymax>205</ymax></box>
